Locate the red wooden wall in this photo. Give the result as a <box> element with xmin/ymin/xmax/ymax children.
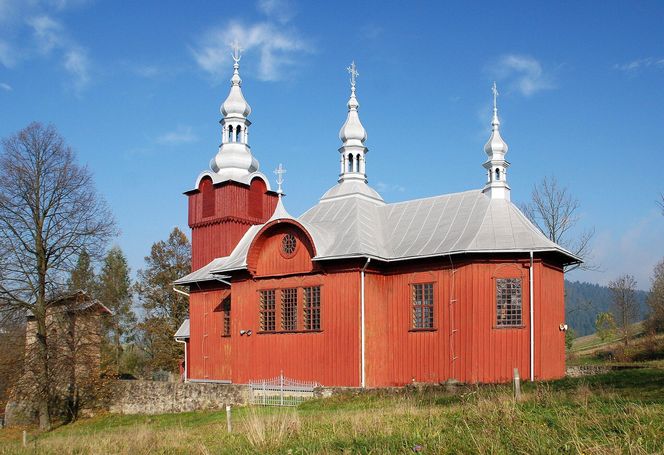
<box><xmin>185</xmin><ymin>208</ymin><xmax>566</xmax><ymax>386</ymax></box>
<box><xmin>364</xmin><ymin>258</ymin><xmax>565</xmax><ymax>387</ymax></box>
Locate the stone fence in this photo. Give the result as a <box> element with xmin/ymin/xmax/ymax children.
<box><xmin>109</xmin><ymin>380</ymin><xmax>250</xmax><ymax>415</ymax></box>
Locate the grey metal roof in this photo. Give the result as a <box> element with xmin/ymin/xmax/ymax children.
<box><xmin>173</xmin><ymin>257</ymin><xmax>232</xmax><ymax>285</ymax></box>
<box><xmin>178</xmin><ymin>186</ymin><xmax>579</xmax><ymax>284</ymax></box>
<box><xmin>174</xmin><ymin>319</ymin><xmax>189</xmax><ymax>339</ymax></box>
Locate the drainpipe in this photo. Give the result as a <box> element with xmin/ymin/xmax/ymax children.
<box><xmin>173</xmin><ymin>287</ymin><xmax>190</xmax><ymax>297</ymax></box>
<box><xmin>529</xmin><ymin>251</ymin><xmax>535</xmax><ymax>382</ymax></box>
<box><xmin>360</xmin><ymin>257</ymin><xmax>371</xmax><ymax>388</ymax></box>
<box><xmin>176</xmin><ymin>338</ymin><xmax>188</xmax><ymax>382</ymax></box>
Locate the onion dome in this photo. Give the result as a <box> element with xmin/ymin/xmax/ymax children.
<box><xmin>338</xmin><ymin>67</ymin><xmax>367</xmax><ymax>146</ymax></box>
<box><xmin>220</xmin><ymin>59</ymin><xmax>252</xmax><ymax>118</ymax></box>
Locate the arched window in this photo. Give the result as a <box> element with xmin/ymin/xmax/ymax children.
<box><xmin>347</xmin><ymin>154</ymin><xmax>354</xmax><ymax>173</ymax></box>
<box><xmin>248</xmin><ymin>178</ymin><xmax>266</xmax><ymax>219</ymax></box>
<box><xmin>236</xmin><ymin>126</ymin><xmax>242</xmax><ymax>143</ymax></box>
<box><xmin>495</xmin><ymin>168</ymin><xmax>500</xmax><ymax>181</ymax></box>
<box><xmin>228</xmin><ymin>125</ymin><xmax>234</xmax><ymax>143</ymax></box>
<box><xmin>356</xmin><ymin>154</ymin><xmax>361</xmax><ymax>172</ymax></box>
<box><xmin>200</xmin><ymin>177</ymin><xmax>215</xmax><ymax>218</ymax></box>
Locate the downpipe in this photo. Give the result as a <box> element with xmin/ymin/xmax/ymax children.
<box><xmin>529</xmin><ymin>251</ymin><xmax>535</xmax><ymax>382</ymax></box>
<box><xmin>361</xmin><ymin>257</ymin><xmax>371</xmax><ymax>388</ymax></box>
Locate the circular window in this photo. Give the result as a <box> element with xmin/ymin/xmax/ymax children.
<box><xmin>281</xmin><ymin>234</ymin><xmax>297</xmax><ymax>256</ymax></box>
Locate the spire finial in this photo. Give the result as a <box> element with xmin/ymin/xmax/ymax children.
<box><xmin>492</xmin><ymin>81</ymin><xmax>498</xmax><ymax>111</ymax></box>
<box><xmin>491</xmin><ymin>81</ymin><xmax>500</xmax><ymax>129</ymax></box>
<box><xmin>347</xmin><ymin>61</ymin><xmax>359</xmax><ymax>91</ymax></box>
<box><xmin>274</xmin><ymin>163</ymin><xmax>287</xmax><ymax>195</ymax></box>
<box><xmin>231</xmin><ymin>40</ymin><xmax>242</xmax><ymax>64</ymax></box>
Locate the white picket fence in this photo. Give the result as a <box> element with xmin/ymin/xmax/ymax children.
<box><xmin>248</xmin><ymin>372</ymin><xmax>319</xmax><ymax>407</ymax></box>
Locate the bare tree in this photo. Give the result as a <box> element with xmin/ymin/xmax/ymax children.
<box><xmin>608</xmin><ymin>274</ymin><xmax>638</xmax><ymax>347</ymax></box>
<box><xmin>645</xmin><ymin>258</ymin><xmax>664</xmax><ymax>334</ymax></box>
<box><xmin>659</xmin><ymin>193</ymin><xmax>664</xmax><ymax>216</ymax></box>
<box><xmin>0</xmin><ymin>123</ymin><xmax>115</xmax><ymax>430</ymax></box>
<box><xmin>520</xmin><ymin>176</ymin><xmax>596</xmax><ymax>270</ymax></box>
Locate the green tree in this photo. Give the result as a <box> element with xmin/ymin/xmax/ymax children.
<box><xmin>565</xmin><ymin>327</ymin><xmax>576</xmax><ymax>352</ymax></box>
<box><xmin>98</xmin><ymin>246</ymin><xmax>135</xmax><ymax>374</ymax></box>
<box><xmin>645</xmin><ymin>258</ymin><xmax>664</xmax><ymax>333</ymax></box>
<box><xmin>135</xmin><ymin>227</ymin><xmax>191</xmax><ymax>373</ymax></box>
<box><xmin>595</xmin><ymin>312</ymin><xmax>617</xmax><ymax>342</ymax></box>
<box><xmin>68</xmin><ymin>250</ymin><xmax>96</xmax><ymax>295</ymax></box>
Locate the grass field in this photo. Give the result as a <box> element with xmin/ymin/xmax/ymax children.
<box><xmin>1</xmin><ymin>368</ymin><xmax>663</xmax><ymax>454</ymax></box>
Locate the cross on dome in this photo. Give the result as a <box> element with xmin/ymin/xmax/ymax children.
<box><xmin>347</xmin><ymin>61</ymin><xmax>359</xmax><ymax>89</ymax></box>
<box><xmin>492</xmin><ymin>81</ymin><xmax>498</xmax><ymax>111</ymax></box>
<box><xmin>274</xmin><ymin>163</ymin><xmax>287</xmax><ymax>195</ymax></box>
<box><xmin>231</xmin><ymin>40</ymin><xmax>242</xmax><ymax>64</ymax></box>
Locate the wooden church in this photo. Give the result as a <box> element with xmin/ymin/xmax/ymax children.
<box><xmin>173</xmin><ymin>52</ymin><xmax>580</xmax><ymax>387</ymax></box>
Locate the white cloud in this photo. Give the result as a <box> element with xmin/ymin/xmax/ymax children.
<box><xmin>490</xmin><ymin>54</ymin><xmax>554</xmax><ymax>96</ymax></box>
<box><xmin>157</xmin><ymin>126</ymin><xmax>198</xmax><ymax>145</ymax></box>
<box><xmin>0</xmin><ymin>82</ymin><xmax>11</xmax><ymax>91</ymax></box>
<box><xmin>28</xmin><ymin>14</ymin><xmax>64</xmax><ymax>53</ymax></box>
<box><xmin>614</xmin><ymin>57</ymin><xmax>664</xmax><ymax>73</ymax></box>
<box><xmin>0</xmin><ymin>39</ymin><xmax>16</xmax><ymax>67</ymax></box>
<box><xmin>191</xmin><ymin>1</ymin><xmax>312</xmax><ymax>82</ymax></box>
<box><xmin>64</xmin><ymin>48</ymin><xmax>89</xmax><ymax>89</ymax></box>
<box><xmin>0</xmin><ymin>2</ymin><xmax>92</xmax><ymax>90</ymax></box>
<box><xmin>27</xmin><ymin>14</ymin><xmax>90</xmax><ymax>90</ymax></box>
<box><xmin>257</xmin><ymin>0</ymin><xmax>295</xmax><ymax>23</ymax></box>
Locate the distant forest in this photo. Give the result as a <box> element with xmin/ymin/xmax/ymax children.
<box><xmin>565</xmin><ymin>280</ymin><xmax>649</xmax><ymax>336</ymax></box>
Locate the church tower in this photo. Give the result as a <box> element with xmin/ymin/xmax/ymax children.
<box><xmin>186</xmin><ymin>45</ymin><xmax>278</xmax><ymax>270</ymax></box>
<box><xmin>482</xmin><ymin>82</ymin><xmax>511</xmax><ymax>201</ymax></box>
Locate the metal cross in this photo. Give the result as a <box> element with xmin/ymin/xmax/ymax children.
<box><xmin>347</xmin><ymin>61</ymin><xmax>359</xmax><ymax>88</ymax></box>
<box><xmin>492</xmin><ymin>81</ymin><xmax>499</xmax><ymax>110</ymax></box>
<box><xmin>274</xmin><ymin>163</ymin><xmax>287</xmax><ymax>194</ymax></box>
<box><xmin>231</xmin><ymin>40</ymin><xmax>242</xmax><ymax>63</ymax></box>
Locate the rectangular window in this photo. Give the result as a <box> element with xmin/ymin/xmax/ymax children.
<box><xmin>496</xmin><ymin>278</ymin><xmax>522</xmax><ymax>327</ymax></box>
<box><xmin>303</xmin><ymin>286</ymin><xmax>321</xmax><ymax>331</ymax></box>
<box><xmin>412</xmin><ymin>283</ymin><xmax>434</xmax><ymax>329</ymax></box>
<box><xmin>222</xmin><ymin>297</ymin><xmax>231</xmax><ymax>337</ymax></box>
<box><xmin>281</xmin><ymin>288</ymin><xmax>298</xmax><ymax>331</ymax></box>
<box><xmin>259</xmin><ymin>290</ymin><xmax>276</xmax><ymax>332</ymax></box>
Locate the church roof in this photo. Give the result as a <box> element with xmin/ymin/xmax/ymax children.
<box><xmin>176</xmin><ymin>189</ymin><xmax>579</xmax><ymax>285</ymax></box>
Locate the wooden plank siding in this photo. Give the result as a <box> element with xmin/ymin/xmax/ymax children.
<box><xmin>188</xmin><ymin>178</ymin><xmax>278</xmax><ymax>269</ymax></box>
<box><xmin>186</xmin><ymin>194</ymin><xmax>567</xmax><ymax>386</ymax></box>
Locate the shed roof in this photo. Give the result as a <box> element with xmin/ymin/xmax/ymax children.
<box><xmin>174</xmin><ymin>319</ymin><xmax>190</xmax><ymax>339</ymax></box>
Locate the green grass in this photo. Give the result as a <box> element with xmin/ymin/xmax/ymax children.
<box><xmin>1</xmin><ymin>368</ymin><xmax>663</xmax><ymax>454</ymax></box>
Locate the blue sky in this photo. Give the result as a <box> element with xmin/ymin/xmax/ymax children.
<box><xmin>0</xmin><ymin>0</ymin><xmax>663</xmax><ymax>289</ymax></box>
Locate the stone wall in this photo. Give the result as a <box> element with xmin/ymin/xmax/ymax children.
<box><xmin>109</xmin><ymin>380</ymin><xmax>250</xmax><ymax>415</ymax></box>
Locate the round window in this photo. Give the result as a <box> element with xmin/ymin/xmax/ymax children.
<box><xmin>281</xmin><ymin>234</ymin><xmax>297</xmax><ymax>256</ymax></box>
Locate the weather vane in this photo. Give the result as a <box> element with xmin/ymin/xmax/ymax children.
<box><xmin>347</xmin><ymin>61</ymin><xmax>359</xmax><ymax>88</ymax></box>
<box><xmin>492</xmin><ymin>81</ymin><xmax>499</xmax><ymax>110</ymax></box>
<box><xmin>231</xmin><ymin>40</ymin><xmax>242</xmax><ymax>64</ymax></box>
<box><xmin>274</xmin><ymin>163</ymin><xmax>287</xmax><ymax>195</ymax></box>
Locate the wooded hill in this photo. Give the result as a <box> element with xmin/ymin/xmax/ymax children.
<box><xmin>565</xmin><ymin>280</ymin><xmax>649</xmax><ymax>336</ymax></box>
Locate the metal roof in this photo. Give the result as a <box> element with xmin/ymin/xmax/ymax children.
<box><xmin>174</xmin><ymin>319</ymin><xmax>190</xmax><ymax>339</ymax></box>
<box><xmin>173</xmin><ymin>257</ymin><xmax>232</xmax><ymax>285</ymax></box>
<box><xmin>177</xmin><ymin>188</ymin><xmax>579</xmax><ymax>284</ymax></box>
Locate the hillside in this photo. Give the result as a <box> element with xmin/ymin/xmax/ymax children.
<box><xmin>565</xmin><ymin>280</ymin><xmax>649</xmax><ymax>336</ymax></box>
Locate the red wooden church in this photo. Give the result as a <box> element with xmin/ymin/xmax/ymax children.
<box><xmin>173</xmin><ymin>56</ymin><xmax>579</xmax><ymax>387</ymax></box>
